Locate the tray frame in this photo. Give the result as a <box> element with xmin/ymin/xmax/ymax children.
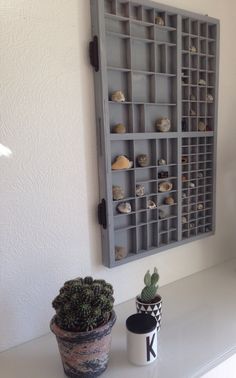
<box><xmin>90</xmin><ymin>0</ymin><xmax>219</xmax><ymax>267</ymax></box>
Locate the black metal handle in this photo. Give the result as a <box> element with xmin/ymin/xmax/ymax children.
<box><xmin>98</xmin><ymin>199</ymin><xmax>107</xmax><ymax>229</ymax></box>
<box><xmin>89</xmin><ymin>36</ymin><xmax>99</xmax><ymax>72</ymax></box>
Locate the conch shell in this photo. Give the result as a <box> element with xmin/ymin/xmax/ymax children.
<box><xmin>112</xmin><ymin>155</ymin><xmax>133</xmax><ymax>170</ymax></box>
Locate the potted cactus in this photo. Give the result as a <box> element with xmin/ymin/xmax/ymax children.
<box><xmin>136</xmin><ymin>267</ymin><xmax>162</xmax><ymax>331</ymax></box>
<box><xmin>50</xmin><ymin>276</ymin><xmax>116</xmax><ymax>378</ymax></box>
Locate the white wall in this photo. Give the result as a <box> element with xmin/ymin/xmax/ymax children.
<box><xmin>0</xmin><ymin>0</ymin><xmax>236</xmax><ymax>352</ymax></box>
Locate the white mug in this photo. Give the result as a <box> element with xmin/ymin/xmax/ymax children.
<box><xmin>126</xmin><ymin>313</ymin><xmax>157</xmax><ymax>366</ymax></box>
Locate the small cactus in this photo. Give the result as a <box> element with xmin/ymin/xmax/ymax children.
<box><xmin>140</xmin><ymin>267</ymin><xmax>159</xmax><ymax>303</ymax></box>
<box><xmin>52</xmin><ymin>276</ymin><xmax>114</xmax><ymax>332</ymax></box>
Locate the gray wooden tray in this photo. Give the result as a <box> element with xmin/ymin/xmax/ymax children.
<box><xmin>90</xmin><ymin>0</ymin><xmax>219</xmax><ymax>267</ymax></box>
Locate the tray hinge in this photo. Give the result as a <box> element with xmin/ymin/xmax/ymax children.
<box><xmin>89</xmin><ymin>36</ymin><xmax>99</xmax><ymax>72</ymax></box>
<box><xmin>98</xmin><ymin>199</ymin><xmax>107</xmax><ymax>229</ymax></box>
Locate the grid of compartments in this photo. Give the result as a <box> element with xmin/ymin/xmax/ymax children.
<box><xmin>91</xmin><ymin>0</ymin><xmax>218</xmax><ymax>267</ymax></box>
<box><xmin>105</xmin><ymin>0</ymin><xmax>178</xmax><ymax>133</ymax></box>
<box><xmin>112</xmin><ymin>138</ymin><xmax>178</xmax><ymax>257</ymax></box>
<box><xmin>181</xmin><ymin>18</ymin><xmax>216</xmax><ymax>132</ymax></box>
<box><xmin>181</xmin><ymin>136</ymin><xmax>214</xmax><ymax>239</ymax></box>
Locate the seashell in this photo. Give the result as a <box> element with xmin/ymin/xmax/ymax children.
<box><xmin>182</xmin><ymin>216</ymin><xmax>187</xmax><ymax>224</ymax></box>
<box><xmin>189</xmin><ymin>45</ymin><xmax>197</xmax><ymax>53</ymax></box>
<box><xmin>158</xmin><ymin>171</ymin><xmax>168</xmax><ymax>179</ymax></box>
<box><xmin>182</xmin><ymin>156</ymin><xmax>188</xmax><ymax>164</ymax></box>
<box><xmin>198</xmin><ymin>172</ymin><xmax>204</xmax><ymax>178</ymax></box>
<box><xmin>158</xmin><ymin>158</ymin><xmax>166</xmax><ymax>166</ymax></box>
<box><xmin>190</xmin><ymin>109</ymin><xmax>196</xmax><ymax>116</ymax></box>
<box><xmin>197</xmin><ymin>203</ymin><xmax>204</xmax><ymax>210</ymax></box>
<box><xmin>158</xmin><ymin>181</ymin><xmax>173</xmax><ymax>192</ymax></box>
<box><xmin>136</xmin><ymin>184</ymin><xmax>145</xmax><ymax>197</ymax></box>
<box><xmin>117</xmin><ymin>202</ymin><xmax>132</xmax><ymax>214</ymax></box>
<box><xmin>113</xmin><ymin>123</ymin><xmax>126</xmax><ymax>134</ymax></box>
<box><xmin>137</xmin><ymin>154</ymin><xmax>149</xmax><ymax>167</ymax></box>
<box><xmin>189</xmin><ymin>182</ymin><xmax>195</xmax><ymax>188</ymax></box>
<box><xmin>112</xmin><ymin>155</ymin><xmax>132</xmax><ymax>170</ymax></box>
<box><xmin>189</xmin><ymin>223</ymin><xmax>195</xmax><ymax>229</ymax></box>
<box><xmin>182</xmin><ymin>192</ymin><xmax>187</xmax><ymax>199</ymax></box>
<box><xmin>155</xmin><ymin>16</ymin><xmax>165</xmax><ymax>26</ymax></box>
<box><xmin>182</xmin><ymin>175</ymin><xmax>187</xmax><ymax>182</ymax></box>
<box><xmin>164</xmin><ymin>196</ymin><xmax>174</xmax><ymax>205</ymax></box>
<box><xmin>156</xmin><ymin>117</ymin><xmax>171</xmax><ymax>132</ymax></box>
<box><xmin>190</xmin><ymin>94</ymin><xmax>196</xmax><ymax>101</ymax></box>
<box><xmin>159</xmin><ymin>208</ymin><xmax>168</xmax><ymax>219</ymax></box>
<box><xmin>198</xmin><ymin>79</ymin><xmax>206</xmax><ymax>86</ymax></box>
<box><xmin>128</xmin><ymin>160</ymin><xmax>134</xmax><ymax>168</ymax></box>
<box><xmin>147</xmin><ymin>200</ymin><xmax>157</xmax><ymax>209</ymax></box>
<box><xmin>111</xmin><ymin>90</ymin><xmax>125</xmax><ymax>102</ymax></box>
<box><xmin>112</xmin><ymin>185</ymin><xmax>125</xmax><ymax>201</ymax></box>
<box><xmin>198</xmin><ymin>121</ymin><xmax>206</xmax><ymax>131</ymax></box>
<box><xmin>206</xmin><ymin>94</ymin><xmax>214</xmax><ymax>102</ymax></box>
<box><xmin>115</xmin><ymin>246</ymin><xmax>127</xmax><ymax>261</ymax></box>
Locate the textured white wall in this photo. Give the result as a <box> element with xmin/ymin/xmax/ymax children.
<box><xmin>0</xmin><ymin>0</ymin><xmax>235</xmax><ymax>352</ymax></box>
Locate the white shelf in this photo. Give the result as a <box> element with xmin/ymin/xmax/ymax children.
<box><xmin>1</xmin><ymin>259</ymin><xmax>236</xmax><ymax>378</ymax></box>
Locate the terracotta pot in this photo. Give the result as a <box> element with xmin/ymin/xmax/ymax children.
<box><xmin>50</xmin><ymin>311</ymin><xmax>116</xmax><ymax>378</ymax></box>
<box><xmin>135</xmin><ymin>295</ymin><xmax>162</xmax><ymax>332</ymax></box>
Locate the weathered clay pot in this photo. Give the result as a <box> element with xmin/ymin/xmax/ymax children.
<box><xmin>50</xmin><ymin>311</ymin><xmax>116</xmax><ymax>378</ymax></box>
<box><xmin>136</xmin><ymin>295</ymin><xmax>162</xmax><ymax>332</ymax></box>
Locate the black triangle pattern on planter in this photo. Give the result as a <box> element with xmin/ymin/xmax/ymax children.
<box><xmin>136</xmin><ymin>300</ymin><xmax>162</xmax><ymax>332</ymax></box>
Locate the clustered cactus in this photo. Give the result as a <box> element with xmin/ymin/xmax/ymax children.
<box><xmin>140</xmin><ymin>267</ymin><xmax>159</xmax><ymax>303</ymax></box>
<box><xmin>52</xmin><ymin>277</ymin><xmax>114</xmax><ymax>332</ymax></box>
